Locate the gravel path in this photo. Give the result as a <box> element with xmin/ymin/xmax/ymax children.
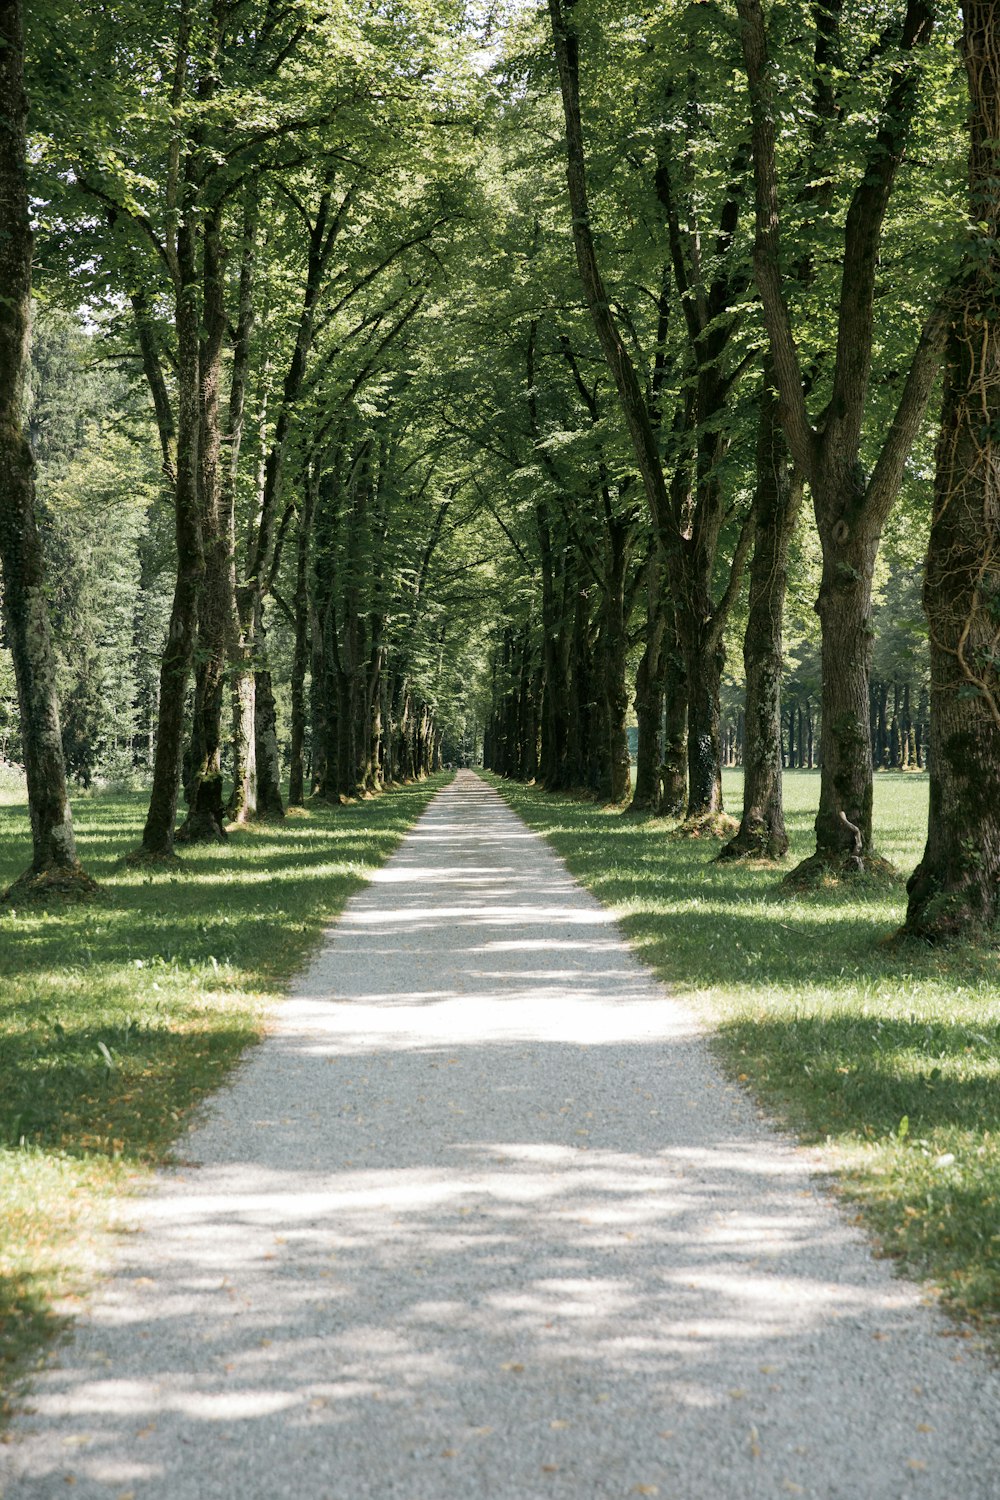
<box><xmin>2</xmin><ymin>770</ymin><xmax>998</xmax><ymax>1500</ymax></box>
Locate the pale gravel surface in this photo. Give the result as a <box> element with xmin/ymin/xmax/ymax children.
<box><xmin>2</xmin><ymin>770</ymin><xmax>999</xmax><ymax>1500</ymax></box>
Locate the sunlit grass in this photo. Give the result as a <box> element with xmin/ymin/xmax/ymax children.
<box><xmin>491</xmin><ymin>769</ymin><xmax>1000</xmax><ymax>1334</ymax></box>
<box><xmin>0</xmin><ymin>776</ymin><xmax>448</xmax><ymax>1408</ymax></box>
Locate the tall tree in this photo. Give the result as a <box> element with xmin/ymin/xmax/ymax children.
<box><xmin>904</xmin><ymin>0</ymin><xmax>1000</xmax><ymax>940</ymax></box>
<box><xmin>547</xmin><ymin>0</ymin><xmax>756</xmax><ymax>820</ymax></box>
<box><xmin>738</xmin><ymin>0</ymin><xmax>952</xmax><ymax>877</ymax></box>
<box><xmin>0</xmin><ymin>0</ymin><xmax>94</xmax><ymax>898</ymax></box>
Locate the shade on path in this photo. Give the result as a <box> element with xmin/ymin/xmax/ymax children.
<box><xmin>2</xmin><ymin>770</ymin><xmax>998</xmax><ymax>1499</ymax></box>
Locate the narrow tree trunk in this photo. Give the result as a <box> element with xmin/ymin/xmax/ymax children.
<box><xmin>660</xmin><ymin>609</ymin><xmax>688</xmax><ymax>816</ymax></box>
<box><xmin>288</xmin><ymin>471</ymin><xmax>316</xmax><ymax>806</ymax></box>
<box><xmin>632</xmin><ymin>555</ymin><xmax>667</xmax><ymax>812</ymax></box>
<box><xmin>721</xmin><ymin>376</ymin><xmax>801</xmax><ymax>860</ymax></box>
<box><xmin>133</xmin><ymin>211</ymin><xmax>203</xmax><ymax>861</ymax></box>
<box><xmin>178</xmin><ymin>203</ymin><xmax>230</xmax><ymax>845</ymax></box>
<box><xmin>253</xmin><ymin>601</ymin><xmax>285</xmax><ymax>820</ymax></box>
<box><xmin>603</xmin><ymin>519</ymin><xmax>632</xmax><ymax>803</ymax></box>
<box><xmin>0</xmin><ymin>0</ymin><xmax>91</xmax><ymax>896</ymax></box>
<box><xmin>680</xmin><ymin>612</ymin><xmax>725</xmax><ymax>818</ymax></box>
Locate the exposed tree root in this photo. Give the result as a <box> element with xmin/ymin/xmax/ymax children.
<box><xmin>899</xmin><ymin>874</ymin><xmax>1000</xmax><ymax>946</ymax></box>
<box><xmin>670</xmin><ymin>811</ymin><xmax>739</xmax><ymax>841</ymax></box>
<box><xmin>716</xmin><ymin>819</ymin><xmax>788</xmax><ymax>863</ymax></box>
<box><xmin>175</xmin><ymin>812</ymin><xmax>228</xmax><ymax>844</ymax></box>
<box><xmin>1</xmin><ymin>864</ymin><xmax>102</xmax><ymax>905</ymax></box>
<box><xmin>781</xmin><ymin>848</ymin><xmax>898</xmax><ymax>892</ymax></box>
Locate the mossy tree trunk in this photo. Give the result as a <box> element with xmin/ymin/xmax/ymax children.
<box><xmin>0</xmin><ymin>0</ymin><xmax>90</xmax><ymax>894</ymax></box>
<box><xmin>905</xmin><ymin>0</ymin><xmax>1000</xmax><ymax>940</ymax></box>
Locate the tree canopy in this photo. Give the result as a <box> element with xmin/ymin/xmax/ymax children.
<box><xmin>0</xmin><ymin>0</ymin><xmax>996</xmax><ymax>937</ymax></box>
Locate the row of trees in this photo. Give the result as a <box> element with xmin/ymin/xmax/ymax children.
<box><xmin>480</xmin><ymin>0</ymin><xmax>998</xmax><ymax>937</ymax></box>
<box><xmin>0</xmin><ymin>0</ymin><xmax>997</xmax><ymax>940</ymax></box>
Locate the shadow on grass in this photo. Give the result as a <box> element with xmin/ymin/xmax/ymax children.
<box><xmin>719</xmin><ymin>1014</ymin><xmax>1000</xmax><ymax>1141</ymax></box>
<box><xmin>489</xmin><ymin>771</ymin><xmax>1000</xmax><ymax>1325</ymax></box>
<box><xmin>0</xmin><ymin>775</ymin><xmax>448</xmax><ymax>1391</ymax></box>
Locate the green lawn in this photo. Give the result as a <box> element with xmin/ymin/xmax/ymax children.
<box><xmin>490</xmin><ymin>769</ymin><xmax>1000</xmax><ymax>1335</ymax></box>
<box><xmin>0</xmin><ymin>776</ymin><xmax>448</xmax><ymax>1411</ymax></box>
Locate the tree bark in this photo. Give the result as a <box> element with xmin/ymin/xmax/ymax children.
<box><xmin>721</xmin><ymin>371</ymin><xmax>802</xmax><ymax>860</ymax></box>
<box><xmin>177</xmin><ymin>209</ymin><xmax>229</xmax><ymax>845</ymax></box>
<box><xmin>0</xmin><ymin>0</ymin><xmax>91</xmax><ymax>895</ymax></box>
<box><xmin>905</xmin><ymin>0</ymin><xmax>1000</xmax><ymax>939</ymax></box>
<box><xmin>253</xmin><ymin>599</ymin><xmax>285</xmax><ymax>820</ymax></box>
<box><xmin>133</xmin><ymin>191</ymin><xmax>203</xmax><ymax>861</ymax></box>
<box><xmin>632</xmin><ymin>553</ymin><xmax>667</xmax><ymax>812</ymax></box>
<box><xmin>660</xmin><ymin>608</ymin><xmax>689</xmax><ymax>817</ymax></box>
<box><xmin>288</xmin><ymin>469</ymin><xmax>316</xmax><ymax>806</ymax></box>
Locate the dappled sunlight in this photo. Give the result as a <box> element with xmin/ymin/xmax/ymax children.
<box><xmin>6</xmin><ymin>773</ymin><xmax>994</xmax><ymax>1498</ymax></box>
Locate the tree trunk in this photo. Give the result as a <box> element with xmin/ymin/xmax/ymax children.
<box><xmin>905</xmin><ymin>0</ymin><xmax>1000</xmax><ymax>940</ymax></box>
<box><xmin>228</xmin><ymin>669</ymin><xmax>257</xmax><ymax>820</ymax></box>
<box><xmin>632</xmin><ymin>554</ymin><xmax>667</xmax><ymax>812</ymax></box>
<box><xmin>133</xmin><ymin>207</ymin><xmax>203</xmax><ymax>861</ymax></box>
<box><xmin>721</xmin><ymin>374</ymin><xmax>801</xmax><ymax>860</ymax></box>
<box><xmin>791</xmin><ymin>469</ymin><xmax>884</xmax><ymax>875</ymax></box>
<box><xmin>253</xmin><ymin>601</ymin><xmax>285</xmax><ymax>820</ymax></box>
<box><xmin>288</xmin><ymin>470</ymin><xmax>316</xmax><ymax>806</ymax></box>
<box><xmin>660</xmin><ymin>608</ymin><xmax>688</xmax><ymax>817</ymax></box>
<box><xmin>178</xmin><ymin>204</ymin><xmax>230</xmax><ymax>844</ymax></box>
<box><xmin>679</xmin><ymin>611</ymin><xmax>724</xmax><ymax>818</ymax></box>
<box><xmin>603</xmin><ymin>518</ymin><xmax>632</xmax><ymax>803</ymax></box>
<box><xmin>0</xmin><ymin>0</ymin><xmax>91</xmax><ymax>896</ymax></box>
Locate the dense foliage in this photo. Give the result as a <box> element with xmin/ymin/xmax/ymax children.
<box><xmin>0</xmin><ymin>0</ymin><xmax>994</xmax><ymax>933</ymax></box>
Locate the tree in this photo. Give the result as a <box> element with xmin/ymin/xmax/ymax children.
<box><xmin>0</xmin><ymin>0</ymin><xmax>94</xmax><ymax>899</ymax></box>
<box><xmin>738</xmin><ymin>0</ymin><xmax>955</xmax><ymax>878</ymax></box>
<box><xmin>547</xmin><ymin>0</ymin><xmax>757</xmax><ymax>821</ymax></box>
<box><xmin>904</xmin><ymin>0</ymin><xmax>1000</xmax><ymax>940</ymax></box>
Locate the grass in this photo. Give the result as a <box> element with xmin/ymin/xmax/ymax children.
<box><xmin>0</xmin><ymin>775</ymin><xmax>448</xmax><ymax>1411</ymax></box>
<box><xmin>489</xmin><ymin>769</ymin><xmax>1000</xmax><ymax>1336</ymax></box>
